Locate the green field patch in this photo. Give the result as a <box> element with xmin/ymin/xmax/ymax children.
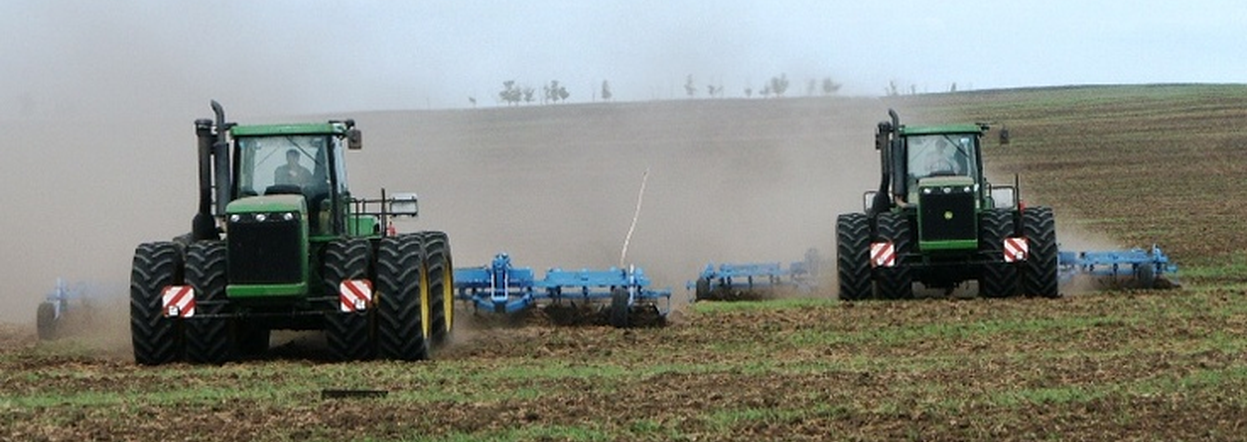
<box><xmin>987</xmin><ymin>384</ymin><xmax>1114</xmax><ymax>408</ymax></box>
<box><xmin>688</xmin><ymin>297</ymin><xmax>838</xmax><ymax>314</ymax></box>
<box><xmin>1178</xmin><ymin>252</ymin><xmax>1247</xmax><ymax>282</ymax></box>
<box><xmin>786</xmin><ymin>314</ymin><xmax>1139</xmax><ymax>348</ymax></box>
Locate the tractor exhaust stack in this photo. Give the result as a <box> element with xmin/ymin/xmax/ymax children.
<box><xmin>192</xmin><ymin>101</ymin><xmax>233</xmax><ymax>241</ymax></box>
<box><xmin>193</xmin><ymin>117</ymin><xmax>216</xmax><ymax>241</ymax></box>
<box><xmin>210</xmin><ymin>100</ymin><xmax>231</xmax><ymax>218</ymax></box>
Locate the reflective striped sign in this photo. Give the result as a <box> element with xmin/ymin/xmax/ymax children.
<box><xmin>1004</xmin><ymin>237</ymin><xmax>1029</xmax><ymax>262</ymax></box>
<box><xmin>339</xmin><ymin>279</ymin><xmax>373</xmax><ymax>312</ymax></box>
<box><xmin>870</xmin><ymin>242</ymin><xmax>895</xmax><ymax>268</ymax></box>
<box><xmin>162</xmin><ymin>285</ymin><xmax>195</xmax><ymax>318</ymax></box>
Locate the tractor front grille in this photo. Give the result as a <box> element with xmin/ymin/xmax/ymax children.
<box><xmin>919</xmin><ymin>191</ymin><xmax>976</xmax><ymax>242</ymax></box>
<box><xmin>228</xmin><ymin>214</ymin><xmax>302</xmax><ymax>284</ymax></box>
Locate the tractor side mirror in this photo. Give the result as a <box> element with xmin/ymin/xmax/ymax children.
<box><xmin>347</xmin><ymin>128</ymin><xmax>363</xmax><ymax>150</ymax></box>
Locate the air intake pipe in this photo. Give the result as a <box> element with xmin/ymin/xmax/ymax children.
<box><xmin>193</xmin><ymin>116</ymin><xmax>217</xmax><ymax>241</ymax></box>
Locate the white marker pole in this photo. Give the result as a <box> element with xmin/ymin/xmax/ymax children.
<box><xmin>620</xmin><ymin>168</ymin><xmax>650</xmax><ymax>268</ymax></box>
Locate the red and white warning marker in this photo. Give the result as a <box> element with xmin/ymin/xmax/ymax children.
<box><xmin>162</xmin><ymin>285</ymin><xmax>195</xmax><ymax>318</ymax></box>
<box><xmin>870</xmin><ymin>242</ymin><xmax>896</xmax><ymax>268</ymax></box>
<box><xmin>1004</xmin><ymin>237</ymin><xmax>1029</xmax><ymax>262</ymax></box>
<box><xmin>339</xmin><ymin>279</ymin><xmax>373</xmax><ymax>312</ymax></box>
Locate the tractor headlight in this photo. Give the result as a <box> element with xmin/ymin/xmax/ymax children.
<box><xmin>282</xmin><ymin>212</ymin><xmax>295</xmax><ymax>221</ymax></box>
<box><xmin>923</xmin><ymin>188</ymin><xmax>933</xmax><ymax>195</ymax></box>
<box><xmin>229</xmin><ymin>214</ymin><xmax>241</xmax><ymax>223</ymax></box>
<box><xmin>255</xmin><ymin>214</ymin><xmax>267</xmax><ymax>222</ymax></box>
<box><xmin>942</xmin><ymin>187</ymin><xmax>952</xmax><ymax>194</ymax></box>
<box><xmin>963</xmin><ymin>186</ymin><xmax>972</xmax><ymax>193</ymax></box>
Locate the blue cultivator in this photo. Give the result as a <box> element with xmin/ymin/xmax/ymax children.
<box><xmin>690</xmin><ymin>249</ymin><xmax>821</xmax><ymax>301</ymax></box>
<box><xmin>36</xmin><ymin>278</ymin><xmax>89</xmax><ymax>341</ymax></box>
<box><xmin>454</xmin><ymin>253</ymin><xmax>672</xmax><ymax>328</ymax></box>
<box><xmin>1058</xmin><ymin>245</ymin><xmax>1179</xmax><ymax>289</ymax></box>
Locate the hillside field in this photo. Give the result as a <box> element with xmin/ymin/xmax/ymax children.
<box><xmin>3</xmin><ymin>84</ymin><xmax>1247</xmax><ymax>441</ymax></box>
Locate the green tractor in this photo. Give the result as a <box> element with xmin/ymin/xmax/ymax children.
<box><xmin>130</xmin><ymin>101</ymin><xmax>454</xmax><ymax>365</ymax></box>
<box><xmin>835</xmin><ymin>110</ymin><xmax>1059</xmax><ymax>300</ymax></box>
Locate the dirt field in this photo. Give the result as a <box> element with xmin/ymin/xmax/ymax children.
<box><xmin>3</xmin><ymin>85</ymin><xmax>1247</xmax><ymax>440</ymax></box>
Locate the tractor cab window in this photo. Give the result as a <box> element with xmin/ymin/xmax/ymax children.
<box><xmin>236</xmin><ymin>135</ymin><xmax>331</xmax><ymax>197</ymax></box>
<box><xmin>906</xmin><ymin>134</ymin><xmax>978</xmax><ymax>182</ymax></box>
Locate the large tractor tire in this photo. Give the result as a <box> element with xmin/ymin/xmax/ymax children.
<box><xmin>978</xmin><ymin>209</ymin><xmax>1019</xmax><ymax>298</ymax></box>
<box><xmin>1021</xmin><ymin>206</ymin><xmax>1061</xmax><ymax>298</ymax></box>
<box><xmin>185</xmin><ymin>241</ymin><xmax>233</xmax><ymax>364</ymax></box>
<box><xmin>421</xmin><ymin>231</ymin><xmax>454</xmax><ymax>347</ymax></box>
<box><xmin>130</xmin><ymin>242</ymin><xmax>185</xmax><ymax>365</ymax></box>
<box><xmin>836</xmin><ymin>213</ymin><xmax>871</xmax><ymax>301</ymax></box>
<box><xmin>376</xmin><ymin>234</ymin><xmax>429</xmax><ymax>361</ymax></box>
<box><xmin>874</xmin><ymin>212</ymin><xmax>914</xmax><ymax>300</ymax></box>
<box><xmin>323</xmin><ymin>238</ymin><xmax>375</xmax><ymax>361</ymax></box>
<box><xmin>609</xmin><ymin>288</ymin><xmax>630</xmax><ymax>328</ymax></box>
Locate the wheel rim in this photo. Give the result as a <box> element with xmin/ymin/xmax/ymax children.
<box><xmin>443</xmin><ymin>263</ymin><xmax>454</xmax><ymax>335</ymax></box>
<box><xmin>420</xmin><ymin>261</ymin><xmax>432</xmax><ymax>341</ymax></box>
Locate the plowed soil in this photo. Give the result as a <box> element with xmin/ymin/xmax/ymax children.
<box><xmin>4</xmin><ymin>85</ymin><xmax>1247</xmax><ymax>441</ymax></box>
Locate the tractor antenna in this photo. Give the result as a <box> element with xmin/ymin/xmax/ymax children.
<box><xmin>619</xmin><ymin>168</ymin><xmax>650</xmax><ymax>268</ymax></box>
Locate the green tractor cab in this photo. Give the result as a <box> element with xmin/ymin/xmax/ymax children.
<box><xmin>837</xmin><ymin>110</ymin><xmax>1059</xmax><ymax>300</ymax></box>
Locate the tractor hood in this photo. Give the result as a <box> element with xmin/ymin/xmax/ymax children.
<box><xmin>227</xmin><ymin>194</ymin><xmax>306</xmax><ymax>214</ymax></box>
<box><xmin>908</xmin><ymin>175</ymin><xmax>978</xmax><ymax>206</ymax></box>
<box><xmin>917</xmin><ymin>175</ymin><xmax>976</xmax><ymax>190</ymax></box>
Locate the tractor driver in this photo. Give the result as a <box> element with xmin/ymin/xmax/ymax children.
<box><xmin>274</xmin><ymin>148</ymin><xmax>313</xmax><ymax>187</ymax></box>
<box><xmin>922</xmin><ymin>138</ymin><xmax>961</xmax><ymax>176</ymax></box>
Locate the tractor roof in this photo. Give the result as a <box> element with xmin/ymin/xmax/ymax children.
<box><xmin>898</xmin><ymin>124</ymin><xmax>985</xmax><ymax>136</ymax></box>
<box><xmin>230</xmin><ymin>122</ymin><xmax>348</xmax><ymax>137</ymax></box>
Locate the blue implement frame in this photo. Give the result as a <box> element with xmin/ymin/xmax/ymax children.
<box><xmin>688</xmin><ymin>249</ymin><xmax>821</xmax><ymax>299</ymax></box>
<box><xmin>453</xmin><ymin>253</ymin><xmax>672</xmax><ymax>324</ymax></box>
<box><xmin>1058</xmin><ymin>245</ymin><xmax>1178</xmax><ymax>288</ymax></box>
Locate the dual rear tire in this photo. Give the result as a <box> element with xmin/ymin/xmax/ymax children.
<box><xmin>978</xmin><ymin>209</ymin><xmax>1019</xmax><ymax>298</ymax></box>
<box><xmin>327</xmin><ymin>231</ymin><xmax>454</xmax><ymax>362</ymax></box>
<box><xmin>836</xmin><ymin>212</ymin><xmax>913</xmax><ymax>300</ymax></box>
<box><xmin>185</xmin><ymin>241</ymin><xmax>232</xmax><ymax>364</ymax></box>
<box><xmin>1021</xmin><ymin>207</ymin><xmax>1060</xmax><ymax>298</ymax></box>
<box><xmin>130</xmin><ymin>242</ymin><xmax>186</xmax><ymax>365</ymax></box>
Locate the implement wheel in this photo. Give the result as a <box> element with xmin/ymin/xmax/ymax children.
<box><xmin>836</xmin><ymin>213</ymin><xmax>871</xmax><ymax>301</ymax></box>
<box><xmin>36</xmin><ymin>302</ymin><xmax>58</xmax><ymax>341</ymax></box>
<box><xmin>694</xmin><ymin>277</ymin><xmax>711</xmax><ymax>301</ymax></box>
<box><xmin>609</xmin><ymin>288</ymin><xmax>630</xmax><ymax>328</ymax></box>
<box><xmin>130</xmin><ymin>242</ymin><xmax>185</xmax><ymax>365</ymax></box>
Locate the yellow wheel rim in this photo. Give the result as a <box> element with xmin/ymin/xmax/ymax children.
<box><xmin>420</xmin><ymin>261</ymin><xmax>431</xmax><ymax>341</ymax></box>
<box><xmin>443</xmin><ymin>262</ymin><xmax>454</xmax><ymax>334</ymax></box>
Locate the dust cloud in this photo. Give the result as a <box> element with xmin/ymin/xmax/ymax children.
<box><xmin>356</xmin><ymin>98</ymin><xmax>892</xmax><ymax>301</ymax></box>
<box><xmin>0</xmin><ymin>96</ymin><xmax>904</xmax><ymax>347</ymax></box>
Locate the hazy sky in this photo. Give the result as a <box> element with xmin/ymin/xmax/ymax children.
<box><xmin>2</xmin><ymin>0</ymin><xmax>1245</xmax><ymax>118</ymax></box>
